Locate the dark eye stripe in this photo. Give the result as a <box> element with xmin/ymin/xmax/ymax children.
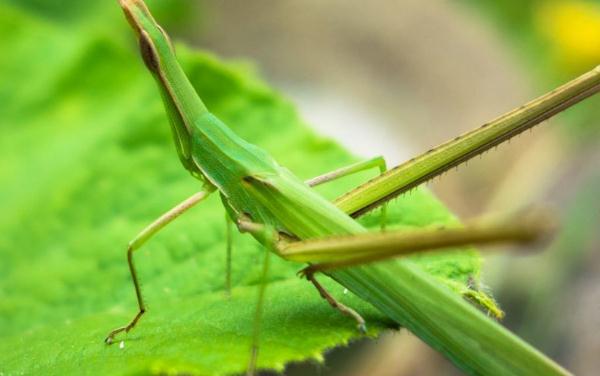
<box><xmin>139</xmin><ymin>32</ymin><xmax>159</xmax><ymax>73</ymax></box>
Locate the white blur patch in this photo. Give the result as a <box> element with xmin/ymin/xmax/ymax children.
<box><xmin>289</xmin><ymin>88</ymin><xmax>414</xmax><ymax>167</ymax></box>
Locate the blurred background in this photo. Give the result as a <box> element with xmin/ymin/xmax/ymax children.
<box><xmin>198</xmin><ymin>2</ymin><xmax>600</xmax><ymax>374</ymax></box>
<box><xmin>2</xmin><ymin>0</ymin><xmax>600</xmax><ymax>375</ymax></box>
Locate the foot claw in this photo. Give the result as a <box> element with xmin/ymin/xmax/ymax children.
<box><xmin>104</xmin><ymin>326</ymin><xmax>128</xmax><ymax>345</ymax></box>
<box><xmin>297</xmin><ymin>266</ymin><xmax>314</xmax><ymax>279</ymax></box>
<box><xmin>105</xmin><ymin>335</ymin><xmax>115</xmax><ymax>345</ymax></box>
<box><xmin>105</xmin><ymin>310</ymin><xmax>144</xmax><ymax>345</ymax></box>
<box><xmin>105</xmin><ymin>329</ymin><xmax>124</xmax><ymax>345</ymax></box>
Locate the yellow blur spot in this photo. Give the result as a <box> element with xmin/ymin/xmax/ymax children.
<box><xmin>536</xmin><ymin>1</ymin><xmax>600</xmax><ymax>70</ymax></box>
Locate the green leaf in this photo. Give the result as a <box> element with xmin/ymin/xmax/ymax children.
<box><xmin>0</xmin><ymin>3</ymin><xmax>490</xmax><ymax>375</ymax></box>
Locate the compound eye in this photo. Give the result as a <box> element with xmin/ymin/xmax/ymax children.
<box><xmin>139</xmin><ymin>31</ymin><xmax>160</xmax><ymax>73</ymax></box>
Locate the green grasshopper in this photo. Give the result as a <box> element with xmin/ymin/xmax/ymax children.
<box><xmin>108</xmin><ymin>1</ymin><xmax>600</xmax><ymax>374</ymax></box>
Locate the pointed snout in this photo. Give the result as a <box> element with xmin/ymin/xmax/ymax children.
<box><xmin>118</xmin><ymin>0</ymin><xmax>159</xmax><ymax>39</ymax></box>
<box><xmin>118</xmin><ymin>0</ymin><xmax>176</xmax><ymax>75</ymax></box>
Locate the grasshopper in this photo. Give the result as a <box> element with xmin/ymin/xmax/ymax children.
<box><xmin>108</xmin><ymin>1</ymin><xmax>600</xmax><ymax>374</ymax></box>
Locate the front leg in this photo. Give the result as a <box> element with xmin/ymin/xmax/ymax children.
<box><xmin>105</xmin><ymin>189</ymin><xmax>213</xmax><ymax>344</ymax></box>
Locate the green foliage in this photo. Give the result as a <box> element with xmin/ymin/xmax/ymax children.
<box><xmin>1</xmin><ymin>0</ymin><xmax>189</xmax><ymax>24</ymax></box>
<box><xmin>0</xmin><ymin>2</ymin><xmax>489</xmax><ymax>374</ymax></box>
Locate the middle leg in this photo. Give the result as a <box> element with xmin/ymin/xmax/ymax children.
<box><xmin>305</xmin><ymin>156</ymin><xmax>387</xmax><ymax>188</ymax></box>
<box><xmin>282</xmin><ymin>213</ymin><xmax>554</xmax><ymax>328</ymax></box>
<box><xmin>306</xmin><ymin>156</ymin><xmax>389</xmax><ymax>230</ymax></box>
<box><xmin>302</xmin><ymin>270</ymin><xmax>366</xmax><ymax>332</ymax></box>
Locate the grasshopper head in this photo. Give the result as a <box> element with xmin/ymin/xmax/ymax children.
<box><xmin>119</xmin><ymin>0</ymin><xmax>174</xmax><ymax>75</ymax></box>
<box><xmin>119</xmin><ymin>0</ymin><xmax>210</xmax><ymax>180</ymax></box>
